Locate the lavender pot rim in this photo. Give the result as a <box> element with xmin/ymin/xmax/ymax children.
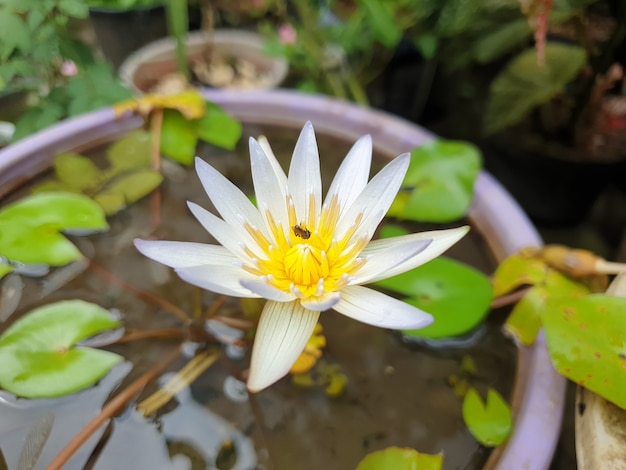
<box><xmin>0</xmin><ymin>89</ymin><xmax>565</xmax><ymax>470</ymax></box>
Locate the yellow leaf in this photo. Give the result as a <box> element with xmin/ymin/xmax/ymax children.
<box><xmin>113</xmin><ymin>90</ymin><xmax>206</xmax><ymax>120</ymax></box>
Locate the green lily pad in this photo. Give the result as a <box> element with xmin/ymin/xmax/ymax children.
<box><xmin>54</xmin><ymin>153</ymin><xmax>100</xmax><ymax>192</ymax></box>
<box><xmin>462</xmin><ymin>387</ymin><xmax>512</xmax><ymax>446</ymax></box>
<box><xmin>542</xmin><ymin>294</ymin><xmax>626</xmax><ymax>409</ymax></box>
<box><xmin>0</xmin><ymin>263</ymin><xmax>14</xmax><ymax>280</ymax></box>
<box><xmin>484</xmin><ymin>44</ymin><xmax>587</xmax><ymax>135</ymax></box>
<box><xmin>93</xmin><ymin>169</ymin><xmax>163</xmax><ymax>216</ymax></box>
<box><xmin>375</xmin><ymin>257</ymin><xmax>493</xmax><ymax>339</ymax></box>
<box><xmin>378</xmin><ymin>223</ymin><xmax>409</xmax><ymax>239</ymax></box>
<box><xmin>107</xmin><ymin>130</ymin><xmax>152</xmax><ymax>173</ymax></box>
<box><xmin>356</xmin><ymin>447</ymin><xmax>443</xmax><ymax>470</ymax></box>
<box><xmin>387</xmin><ymin>139</ymin><xmax>481</xmax><ymax>223</ymax></box>
<box><xmin>160</xmin><ymin>108</ymin><xmax>198</xmax><ymax>165</ymax></box>
<box><xmin>492</xmin><ymin>253</ymin><xmax>547</xmax><ymax>297</ymax></box>
<box><xmin>0</xmin><ymin>300</ymin><xmax>123</xmax><ymax>397</ymax></box>
<box><xmin>196</xmin><ymin>102</ymin><xmax>243</xmax><ymax>151</ymax></box>
<box><xmin>0</xmin><ymin>192</ymin><xmax>108</xmax><ymax>266</ymax></box>
<box><xmin>503</xmin><ymin>270</ymin><xmax>589</xmax><ymax>346</ymax></box>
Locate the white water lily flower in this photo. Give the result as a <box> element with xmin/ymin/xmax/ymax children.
<box><xmin>134</xmin><ymin>122</ymin><xmax>469</xmax><ymax>392</ymax></box>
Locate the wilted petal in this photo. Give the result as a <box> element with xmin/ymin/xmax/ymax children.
<box><xmin>353</xmin><ymin>238</ymin><xmax>432</xmax><ymax>284</ymax></box>
<box><xmin>334</xmin><ymin>285</ymin><xmax>433</xmax><ymax>329</ymax></box>
<box><xmin>335</xmin><ymin>153</ymin><xmax>410</xmax><ymax>241</ymax></box>
<box><xmin>287</xmin><ymin>122</ymin><xmax>321</xmax><ymax>222</ymax></box>
<box><xmin>176</xmin><ymin>264</ymin><xmax>260</xmax><ymax>298</ymax></box>
<box><xmin>247</xmin><ymin>301</ymin><xmax>320</xmax><ymax>392</ymax></box>
<box><xmin>324</xmin><ymin>134</ymin><xmax>371</xmax><ymax>212</ymax></box>
<box><xmin>134</xmin><ymin>239</ymin><xmax>237</xmax><ymax>268</ymax></box>
<box><xmin>362</xmin><ymin>226</ymin><xmax>470</xmax><ymax>282</ymax></box>
<box><xmin>300</xmin><ymin>291</ymin><xmax>341</xmax><ymax>311</ymax></box>
<box><xmin>240</xmin><ymin>279</ymin><xmax>296</xmax><ymax>302</ymax></box>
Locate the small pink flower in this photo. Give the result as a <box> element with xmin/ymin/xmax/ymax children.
<box><xmin>278</xmin><ymin>23</ymin><xmax>297</xmax><ymax>45</ymax></box>
<box><xmin>60</xmin><ymin>61</ymin><xmax>78</xmax><ymax>77</ymax></box>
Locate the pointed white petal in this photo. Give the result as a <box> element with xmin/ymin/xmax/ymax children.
<box><xmin>336</xmin><ymin>153</ymin><xmax>410</xmax><ymax>242</ymax></box>
<box><xmin>324</xmin><ymin>134</ymin><xmax>371</xmax><ymax>212</ymax></box>
<box><xmin>353</xmin><ymin>238</ymin><xmax>432</xmax><ymax>284</ymax></box>
<box><xmin>188</xmin><ymin>202</ymin><xmax>261</xmax><ymax>261</ymax></box>
<box><xmin>194</xmin><ymin>157</ymin><xmax>268</xmax><ymax>237</ymax></box>
<box><xmin>247</xmin><ymin>301</ymin><xmax>320</xmax><ymax>392</ymax></box>
<box><xmin>300</xmin><ymin>291</ymin><xmax>341</xmax><ymax>311</ymax></box>
<box><xmin>257</xmin><ymin>135</ymin><xmax>288</xmax><ymax>190</ymax></box>
<box><xmin>176</xmin><ymin>264</ymin><xmax>260</xmax><ymax>298</ymax></box>
<box><xmin>134</xmin><ymin>239</ymin><xmax>238</xmax><ymax>268</ymax></box>
<box><xmin>333</xmin><ymin>285</ymin><xmax>433</xmax><ymax>329</ymax></box>
<box><xmin>249</xmin><ymin>138</ymin><xmax>290</xmax><ymax>232</ymax></box>
<box><xmin>362</xmin><ymin>226</ymin><xmax>470</xmax><ymax>282</ymax></box>
<box><xmin>287</xmin><ymin>122</ymin><xmax>321</xmax><ymax>223</ymax></box>
<box><xmin>240</xmin><ymin>279</ymin><xmax>296</xmax><ymax>302</ymax></box>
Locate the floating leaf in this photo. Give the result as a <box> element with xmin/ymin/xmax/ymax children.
<box><xmin>375</xmin><ymin>257</ymin><xmax>493</xmax><ymax>339</ymax></box>
<box><xmin>195</xmin><ymin>102</ymin><xmax>243</xmax><ymax>151</ymax></box>
<box><xmin>290</xmin><ymin>323</ymin><xmax>326</xmax><ymax>374</ymax></box>
<box><xmin>160</xmin><ymin>109</ymin><xmax>198</xmax><ymax>165</ymax></box>
<box><xmin>93</xmin><ymin>169</ymin><xmax>163</xmax><ymax>216</ymax></box>
<box><xmin>484</xmin><ymin>44</ymin><xmax>587</xmax><ymax>134</ymax></box>
<box><xmin>462</xmin><ymin>387</ymin><xmax>512</xmax><ymax>446</ymax></box>
<box><xmin>106</xmin><ymin>130</ymin><xmax>152</xmax><ymax>173</ymax></box>
<box><xmin>378</xmin><ymin>223</ymin><xmax>409</xmax><ymax>239</ymax></box>
<box><xmin>53</xmin><ymin>153</ymin><xmax>100</xmax><ymax>192</ymax></box>
<box><xmin>492</xmin><ymin>252</ymin><xmax>547</xmax><ymax>297</ymax></box>
<box><xmin>356</xmin><ymin>447</ymin><xmax>443</xmax><ymax>470</ymax></box>
<box><xmin>0</xmin><ymin>192</ymin><xmax>108</xmax><ymax>266</ymax></box>
<box><xmin>503</xmin><ymin>270</ymin><xmax>589</xmax><ymax>345</ymax></box>
<box><xmin>0</xmin><ymin>300</ymin><xmax>123</xmax><ymax>397</ymax></box>
<box><xmin>387</xmin><ymin>139</ymin><xmax>481</xmax><ymax>223</ymax></box>
<box><xmin>542</xmin><ymin>295</ymin><xmax>626</xmax><ymax>409</ymax></box>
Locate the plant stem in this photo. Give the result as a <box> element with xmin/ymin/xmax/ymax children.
<box><xmin>345</xmin><ymin>71</ymin><xmax>369</xmax><ymax>107</ymax></box>
<box><xmin>45</xmin><ymin>347</ymin><xmax>181</xmax><ymax>470</ymax></box>
<box><xmin>167</xmin><ymin>0</ymin><xmax>190</xmax><ymax>79</ymax></box>
<box><xmin>204</xmin><ymin>294</ymin><xmax>227</xmax><ymax>319</ymax></box>
<box><xmin>150</xmin><ymin>109</ymin><xmax>164</xmax><ymax>228</ymax></box>
<box><xmin>114</xmin><ymin>328</ymin><xmax>184</xmax><ymax>344</ymax></box>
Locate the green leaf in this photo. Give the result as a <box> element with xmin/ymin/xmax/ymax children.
<box><xmin>0</xmin><ymin>263</ymin><xmax>14</xmax><ymax>280</ymax></box>
<box><xmin>492</xmin><ymin>253</ymin><xmax>547</xmax><ymax>297</ymax></box>
<box><xmin>474</xmin><ymin>19</ymin><xmax>532</xmax><ymax>64</ymax></box>
<box><xmin>503</xmin><ymin>271</ymin><xmax>589</xmax><ymax>345</ymax></box>
<box><xmin>379</xmin><ymin>223</ymin><xmax>409</xmax><ymax>239</ymax></box>
<box><xmin>0</xmin><ymin>192</ymin><xmax>108</xmax><ymax>266</ymax></box>
<box><xmin>0</xmin><ymin>11</ymin><xmax>30</xmax><ymax>59</ymax></box>
<box><xmin>356</xmin><ymin>447</ymin><xmax>443</xmax><ymax>470</ymax></box>
<box><xmin>12</xmin><ymin>104</ymin><xmax>65</xmax><ymax>142</ymax></box>
<box><xmin>542</xmin><ymin>295</ymin><xmax>626</xmax><ymax>409</ymax></box>
<box><xmin>160</xmin><ymin>109</ymin><xmax>199</xmax><ymax>165</ymax></box>
<box><xmin>58</xmin><ymin>0</ymin><xmax>89</xmax><ymax>18</ymax></box>
<box><xmin>196</xmin><ymin>102</ymin><xmax>243</xmax><ymax>151</ymax></box>
<box><xmin>0</xmin><ymin>300</ymin><xmax>122</xmax><ymax>397</ymax></box>
<box><xmin>436</xmin><ymin>0</ymin><xmax>481</xmax><ymax>37</ymax></box>
<box><xmin>414</xmin><ymin>34</ymin><xmax>439</xmax><ymax>60</ymax></box>
<box><xmin>387</xmin><ymin>139</ymin><xmax>481</xmax><ymax>223</ymax></box>
<box><xmin>94</xmin><ymin>170</ymin><xmax>162</xmax><ymax>215</ymax></box>
<box><xmin>484</xmin><ymin>44</ymin><xmax>587</xmax><ymax>134</ymax></box>
<box><xmin>54</xmin><ymin>153</ymin><xmax>101</xmax><ymax>192</ymax></box>
<box><xmin>106</xmin><ymin>130</ymin><xmax>152</xmax><ymax>173</ymax></box>
<box><xmin>375</xmin><ymin>257</ymin><xmax>493</xmax><ymax>339</ymax></box>
<box><xmin>462</xmin><ymin>387</ymin><xmax>513</xmax><ymax>446</ymax></box>
<box><xmin>360</xmin><ymin>0</ymin><xmax>402</xmax><ymax>47</ymax></box>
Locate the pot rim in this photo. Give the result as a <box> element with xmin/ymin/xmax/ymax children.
<box><xmin>0</xmin><ymin>89</ymin><xmax>565</xmax><ymax>470</ymax></box>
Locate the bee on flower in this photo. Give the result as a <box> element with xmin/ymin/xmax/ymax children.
<box><xmin>135</xmin><ymin>122</ymin><xmax>468</xmax><ymax>392</ymax></box>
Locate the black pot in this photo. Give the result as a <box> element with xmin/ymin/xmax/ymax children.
<box><xmin>89</xmin><ymin>4</ymin><xmax>168</xmax><ymax>70</ymax></box>
<box><xmin>482</xmin><ymin>138</ymin><xmax>615</xmax><ymax>227</ymax></box>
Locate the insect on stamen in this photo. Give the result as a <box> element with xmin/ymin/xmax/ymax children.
<box><xmin>292</xmin><ymin>224</ymin><xmax>311</xmax><ymax>240</ymax></box>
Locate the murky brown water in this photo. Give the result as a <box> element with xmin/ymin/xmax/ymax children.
<box><xmin>0</xmin><ymin>125</ymin><xmax>517</xmax><ymax>470</ymax></box>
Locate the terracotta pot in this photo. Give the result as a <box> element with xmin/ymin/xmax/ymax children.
<box><xmin>118</xmin><ymin>30</ymin><xmax>289</xmax><ymax>93</ymax></box>
<box><xmin>0</xmin><ymin>90</ymin><xmax>565</xmax><ymax>469</ymax></box>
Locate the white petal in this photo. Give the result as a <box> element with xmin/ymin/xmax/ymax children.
<box><xmin>336</xmin><ymin>153</ymin><xmax>410</xmax><ymax>242</ymax></box>
<box><xmin>353</xmin><ymin>238</ymin><xmax>432</xmax><ymax>284</ymax></box>
<box><xmin>287</xmin><ymin>122</ymin><xmax>321</xmax><ymax>223</ymax></box>
<box><xmin>134</xmin><ymin>239</ymin><xmax>237</xmax><ymax>268</ymax></box>
<box><xmin>324</xmin><ymin>134</ymin><xmax>371</xmax><ymax>212</ymax></box>
<box><xmin>240</xmin><ymin>279</ymin><xmax>295</xmax><ymax>302</ymax></box>
<box><xmin>300</xmin><ymin>291</ymin><xmax>341</xmax><ymax>311</ymax></box>
<box><xmin>362</xmin><ymin>226</ymin><xmax>470</xmax><ymax>282</ymax></box>
<box><xmin>188</xmin><ymin>202</ymin><xmax>260</xmax><ymax>261</ymax></box>
<box><xmin>247</xmin><ymin>301</ymin><xmax>320</xmax><ymax>392</ymax></box>
<box><xmin>249</xmin><ymin>138</ymin><xmax>290</xmax><ymax>232</ymax></box>
<box><xmin>333</xmin><ymin>285</ymin><xmax>433</xmax><ymax>329</ymax></box>
<box><xmin>194</xmin><ymin>157</ymin><xmax>268</xmax><ymax>237</ymax></box>
<box><xmin>176</xmin><ymin>264</ymin><xmax>260</xmax><ymax>298</ymax></box>
<box><xmin>257</xmin><ymin>135</ymin><xmax>288</xmax><ymax>191</ymax></box>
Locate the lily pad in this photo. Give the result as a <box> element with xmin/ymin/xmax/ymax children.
<box><xmin>54</xmin><ymin>153</ymin><xmax>100</xmax><ymax>192</ymax></box>
<box><xmin>0</xmin><ymin>300</ymin><xmax>123</xmax><ymax>397</ymax></box>
<box><xmin>375</xmin><ymin>257</ymin><xmax>493</xmax><ymax>339</ymax></box>
<box><xmin>106</xmin><ymin>130</ymin><xmax>152</xmax><ymax>173</ymax></box>
<box><xmin>387</xmin><ymin>139</ymin><xmax>481</xmax><ymax>223</ymax></box>
<box><xmin>356</xmin><ymin>447</ymin><xmax>443</xmax><ymax>470</ymax></box>
<box><xmin>195</xmin><ymin>102</ymin><xmax>243</xmax><ymax>151</ymax></box>
<box><xmin>0</xmin><ymin>263</ymin><xmax>14</xmax><ymax>280</ymax></box>
<box><xmin>93</xmin><ymin>169</ymin><xmax>163</xmax><ymax>215</ymax></box>
<box><xmin>160</xmin><ymin>109</ymin><xmax>198</xmax><ymax>165</ymax></box>
<box><xmin>492</xmin><ymin>253</ymin><xmax>547</xmax><ymax>297</ymax></box>
<box><xmin>0</xmin><ymin>192</ymin><xmax>108</xmax><ymax>266</ymax></box>
<box><xmin>462</xmin><ymin>387</ymin><xmax>512</xmax><ymax>446</ymax></box>
<box><xmin>542</xmin><ymin>294</ymin><xmax>626</xmax><ymax>409</ymax></box>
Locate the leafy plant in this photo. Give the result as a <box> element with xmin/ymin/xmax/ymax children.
<box><xmin>462</xmin><ymin>387</ymin><xmax>513</xmax><ymax>446</ymax></box>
